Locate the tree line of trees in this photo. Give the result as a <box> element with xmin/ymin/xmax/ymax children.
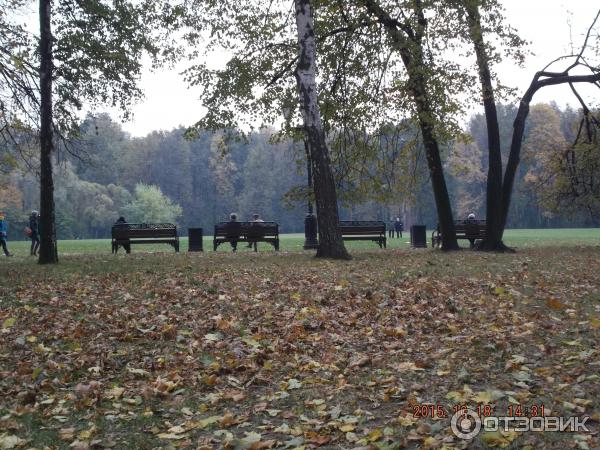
<box><xmin>1</xmin><ymin>113</ymin><xmax>307</xmax><ymax>239</ymax></box>
<box><xmin>1</xmin><ymin>101</ymin><xmax>596</xmax><ymax>241</ymax></box>
<box><xmin>2</xmin><ymin>0</ymin><xmax>599</xmax><ymax>261</ymax></box>
<box><xmin>191</xmin><ymin>0</ymin><xmax>600</xmax><ymax>254</ymax></box>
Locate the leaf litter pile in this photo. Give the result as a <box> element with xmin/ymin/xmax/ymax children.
<box><xmin>0</xmin><ymin>247</ymin><xmax>599</xmax><ymax>449</ymax></box>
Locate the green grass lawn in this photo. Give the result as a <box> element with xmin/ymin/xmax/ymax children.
<box><xmin>0</xmin><ymin>231</ymin><xmax>598</xmax><ymax>449</ymax></box>
<box><xmin>3</xmin><ymin>228</ymin><xmax>600</xmax><ymax>256</ymax></box>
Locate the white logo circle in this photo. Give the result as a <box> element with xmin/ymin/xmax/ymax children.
<box><xmin>451</xmin><ymin>409</ymin><xmax>482</xmax><ymax>439</ymax></box>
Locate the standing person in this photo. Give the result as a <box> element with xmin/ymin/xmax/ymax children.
<box><xmin>394</xmin><ymin>217</ymin><xmax>403</xmax><ymax>238</ymax></box>
<box><xmin>0</xmin><ymin>211</ymin><xmax>13</xmax><ymax>257</ymax></box>
<box><xmin>114</xmin><ymin>216</ymin><xmax>131</xmax><ymax>254</ymax></box>
<box><xmin>247</xmin><ymin>213</ymin><xmax>265</xmax><ymax>251</ymax></box>
<box><xmin>29</xmin><ymin>210</ymin><xmax>40</xmax><ymax>256</ymax></box>
<box><xmin>388</xmin><ymin>218</ymin><xmax>394</xmax><ymax>238</ymax></box>
<box><xmin>227</xmin><ymin>213</ymin><xmax>240</xmax><ymax>252</ymax></box>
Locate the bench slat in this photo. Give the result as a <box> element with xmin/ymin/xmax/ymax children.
<box><xmin>432</xmin><ymin>220</ymin><xmax>487</xmax><ymax>247</ymax></box>
<box><xmin>111</xmin><ymin>223</ymin><xmax>179</xmax><ymax>253</ymax></box>
<box><xmin>339</xmin><ymin>228</ymin><xmax>386</xmax><ymax>234</ymax></box>
<box><xmin>114</xmin><ymin>239</ymin><xmax>179</xmax><ymax>245</ymax></box>
<box><xmin>113</xmin><ymin>230</ymin><xmax>176</xmax><ymax>238</ymax></box>
<box><xmin>339</xmin><ymin>220</ymin><xmax>386</xmax><ymax>248</ymax></box>
<box><xmin>213</xmin><ymin>222</ymin><xmax>280</xmax><ymax>251</ymax></box>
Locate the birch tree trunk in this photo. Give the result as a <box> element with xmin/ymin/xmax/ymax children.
<box><xmin>38</xmin><ymin>0</ymin><xmax>58</xmax><ymax>264</ymax></box>
<box><xmin>294</xmin><ymin>0</ymin><xmax>350</xmax><ymax>259</ymax></box>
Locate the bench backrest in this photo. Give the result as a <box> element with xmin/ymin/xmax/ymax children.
<box><xmin>214</xmin><ymin>222</ymin><xmax>279</xmax><ymax>238</ymax></box>
<box><xmin>454</xmin><ymin>220</ymin><xmax>487</xmax><ymax>237</ymax></box>
<box><xmin>112</xmin><ymin>223</ymin><xmax>177</xmax><ymax>239</ymax></box>
<box><xmin>339</xmin><ymin>220</ymin><xmax>386</xmax><ymax>235</ymax></box>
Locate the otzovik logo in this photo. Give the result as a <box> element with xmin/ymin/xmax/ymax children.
<box><xmin>451</xmin><ymin>409</ymin><xmax>481</xmax><ymax>439</ymax></box>
<box><xmin>450</xmin><ymin>410</ymin><xmax>590</xmax><ymax>439</ymax></box>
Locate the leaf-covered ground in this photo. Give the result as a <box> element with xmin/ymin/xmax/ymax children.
<box><xmin>0</xmin><ymin>247</ymin><xmax>599</xmax><ymax>449</ymax></box>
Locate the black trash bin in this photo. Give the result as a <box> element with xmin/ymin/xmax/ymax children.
<box><xmin>188</xmin><ymin>228</ymin><xmax>203</xmax><ymax>252</ymax></box>
<box><xmin>410</xmin><ymin>225</ymin><xmax>427</xmax><ymax>248</ymax></box>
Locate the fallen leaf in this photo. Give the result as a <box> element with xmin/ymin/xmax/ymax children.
<box><xmin>480</xmin><ymin>431</ymin><xmax>517</xmax><ymax>448</ymax></box>
<box><xmin>59</xmin><ymin>427</ymin><xmax>76</xmax><ymax>442</ymax></box>
<box><xmin>368</xmin><ymin>428</ymin><xmax>383</xmax><ymax>442</ymax></box>
<box><xmin>546</xmin><ymin>298</ymin><xmax>565</xmax><ymax>310</ymax></box>
<box><xmin>348</xmin><ymin>355</ymin><xmax>371</xmax><ymax>368</ymax></box>
<box><xmin>398</xmin><ymin>416</ymin><xmax>417</xmax><ymax>427</ymax></box>
<box><xmin>305</xmin><ymin>431</ymin><xmax>330</xmax><ymax>445</ymax></box>
<box><xmin>0</xmin><ymin>434</ymin><xmax>26</xmax><ymax>449</ymax></box>
<box><xmin>286</xmin><ymin>379</ymin><xmax>302</xmax><ymax>390</ymax></box>
<box><xmin>105</xmin><ymin>386</ymin><xmax>125</xmax><ymax>399</ymax></box>
<box><xmin>1</xmin><ymin>318</ymin><xmax>16</xmax><ymax>329</ymax></box>
<box><xmin>395</xmin><ymin>362</ymin><xmax>423</xmax><ymax>371</ymax></box>
<box><xmin>157</xmin><ymin>433</ymin><xmax>187</xmax><ymax>440</ymax></box>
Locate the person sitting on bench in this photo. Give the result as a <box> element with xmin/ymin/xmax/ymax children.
<box><xmin>114</xmin><ymin>216</ymin><xmax>131</xmax><ymax>254</ymax></box>
<box><xmin>247</xmin><ymin>213</ymin><xmax>264</xmax><ymax>250</ymax></box>
<box><xmin>466</xmin><ymin>213</ymin><xmax>477</xmax><ymax>249</ymax></box>
<box><xmin>228</xmin><ymin>213</ymin><xmax>240</xmax><ymax>252</ymax></box>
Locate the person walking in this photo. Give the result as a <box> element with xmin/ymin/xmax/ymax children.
<box><xmin>247</xmin><ymin>213</ymin><xmax>265</xmax><ymax>251</ymax></box>
<box><xmin>0</xmin><ymin>211</ymin><xmax>13</xmax><ymax>257</ymax></box>
<box><xmin>388</xmin><ymin>218</ymin><xmax>394</xmax><ymax>238</ymax></box>
<box><xmin>29</xmin><ymin>210</ymin><xmax>40</xmax><ymax>256</ymax></box>
<box><xmin>394</xmin><ymin>217</ymin><xmax>403</xmax><ymax>238</ymax></box>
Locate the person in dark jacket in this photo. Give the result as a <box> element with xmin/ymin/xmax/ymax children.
<box><xmin>394</xmin><ymin>217</ymin><xmax>403</xmax><ymax>238</ymax></box>
<box><xmin>114</xmin><ymin>216</ymin><xmax>131</xmax><ymax>254</ymax></box>
<box><xmin>29</xmin><ymin>210</ymin><xmax>40</xmax><ymax>256</ymax></box>
<box><xmin>0</xmin><ymin>211</ymin><xmax>12</xmax><ymax>256</ymax></box>
<box><xmin>227</xmin><ymin>213</ymin><xmax>240</xmax><ymax>252</ymax></box>
<box><xmin>388</xmin><ymin>219</ymin><xmax>394</xmax><ymax>238</ymax></box>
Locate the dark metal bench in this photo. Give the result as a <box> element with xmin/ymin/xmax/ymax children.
<box><xmin>213</xmin><ymin>222</ymin><xmax>279</xmax><ymax>251</ymax></box>
<box><xmin>111</xmin><ymin>223</ymin><xmax>179</xmax><ymax>253</ymax></box>
<box><xmin>339</xmin><ymin>220</ymin><xmax>387</xmax><ymax>248</ymax></box>
<box><xmin>432</xmin><ymin>220</ymin><xmax>487</xmax><ymax>248</ymax></box>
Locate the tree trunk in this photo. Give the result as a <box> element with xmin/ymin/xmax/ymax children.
<box><xmin>501</xmin><ymin>71</ymin><xmax>600</xmax><ymax>234</ymax></box>
<box><xmin>363</xmin><ymin>0</ymin><xmax>458</xmax><ymax>250</ymax></box>
<box><xmin>501</xmin><ymin>91</ymin><xmax>533</xmax><ymax>234</ymax></box>
<box><xmin>465</xmin><ymin>3</ymin><xmax>506</xmax><ymax>251</ymax></box>
<box><xmin>294</xmin><ymin>0</ymin><xmax>350</xmax><ymax>259</ymax></box>
<box><xmin>415</xmin><ymin>105</ymin><xmax>458</xmax><ymax>250</ymax></box>
<box><xmin>38</xmin><ymin>0</ymin><xmax>58</xmax><ymax>264</ymax></box>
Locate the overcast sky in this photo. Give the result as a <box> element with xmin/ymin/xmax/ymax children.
<box><xmin>106</xmin><ymin>1</ymin><xmax>600</xmax><ymax>137</ymax></box>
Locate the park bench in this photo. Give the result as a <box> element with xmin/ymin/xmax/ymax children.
<box><xmin>339</xmin><ymin>220</ymin><xmax>387</xmax><ymax>248</ymax></box>
<box><xmin>111</xmin><ymin>223</ymin><xmax>179</xmax><ymax>253</ymax></box>
<box><xmin>213</xmin><ymin>221</ymin><xmax>280</xmax><ymax>251</ymax></box>
<box><xmin>431</xmin><ymin>220</ymin><xmax>487</xmax><ymax>248</ymax></box>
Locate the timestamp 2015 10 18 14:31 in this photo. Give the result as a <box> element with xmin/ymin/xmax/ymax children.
<box><xmin>412</xmin><ymin>404</ymin><xmax>496</xmax><ymax>419</ymax></box>
<box><xmin>412</xmin><ymin>404</ymin><xmax>547</xmax><ymax>419</ymax></box>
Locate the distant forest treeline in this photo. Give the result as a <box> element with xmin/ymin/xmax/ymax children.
<box><xmin>0</xmin><ymin>102</ymin><xmax>596</xmax><ymax>239</ymax></box>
